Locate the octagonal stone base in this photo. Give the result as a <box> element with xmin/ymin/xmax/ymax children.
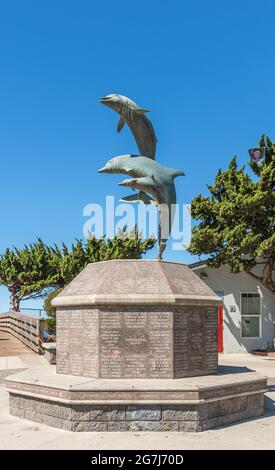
<box><xmin>52</xmin><ymin>260</ymin><xmax>221</xmax><ymax>379</ymax></box>
<box><xmin>6</xmin><ymin>366</ymin><xmax>267</xmax><ymax>432</ymax></box>
<box><xmin>56</xmin><ymin>305</ymin><xmax>219</xmax><ymax>379</ymax></box>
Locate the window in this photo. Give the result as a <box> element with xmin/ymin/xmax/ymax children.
<box><xmin>241</xmin><ymin>293</ymin><xmax>261</xmax><ymax>338</ymax></box>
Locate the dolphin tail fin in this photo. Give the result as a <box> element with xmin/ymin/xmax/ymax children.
<box><xmin>117</xmin><ymin>117</ymin><xmax>125</xmax><ymax>133</ymax></box>
<box><xmin>120</xmin><ymin>191</ymin><xmax>153</xmax><ymax>205</ymax></box>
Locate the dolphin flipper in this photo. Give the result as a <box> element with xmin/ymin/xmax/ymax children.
<box><xmin>120</xmin><ymin>192</ymin><xmax>153</xmax><ymax>205</ymax></box>
<box><xmin>117</xmin><ymin>117</ymin><xmax>125</xmax><ymax>133</ymax></box>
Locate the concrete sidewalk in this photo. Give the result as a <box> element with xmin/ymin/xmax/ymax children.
<box><xmin>219</xmin><ymin>352</ymin><xmax>275</xmax><ymax>379</ymax></box>
<box><xmin>0</xmin><ymin>332</ymin><xmax>47</xmax><ymax>378</ymax></box>
<box><xmin>0</xmin><ymin>353</ymin><xmax>274</xmax><ymax>450</ymax></box>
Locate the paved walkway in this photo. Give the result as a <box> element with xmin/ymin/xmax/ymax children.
<box><xmin>0</xmin><ymin>331</ymin><xmax>31</xmax><ymax>357</ymax></box>
<box><xmin>0</xmin><ymin>331</ymin><xmax>46</xmax><ymax>378</ymax></box>
<box><xmin>219</xmin><ymin>352</ymin><xmax>275</xmax><ymax>379</ymax></box>
<box><xmin>0</xmin><ymin>352</ymin><xmax>274</xmax><ymax>449</ymax></box>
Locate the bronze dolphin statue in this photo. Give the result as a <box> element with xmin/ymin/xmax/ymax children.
<box><xmin>99</xmin><ymin>94</ymin><xmax>157</xmax><ymax>160</ymax></box>
<box><xmin>98</xmin><ymin>154</ymin><xmax>184</xmax><ymax>259</ymax></box>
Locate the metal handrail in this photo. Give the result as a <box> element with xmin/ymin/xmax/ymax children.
<box><xmin>16</xmin><ymin>307</ymin><xmax>46</xmax><ymax>318</ymax></box>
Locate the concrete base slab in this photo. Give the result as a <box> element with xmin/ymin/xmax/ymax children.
<box><xmin>6</xmin><ymin>365</ymin><xmax>267</xmax><ymax>432</ymax></box>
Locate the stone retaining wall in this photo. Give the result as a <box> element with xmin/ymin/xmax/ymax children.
<box><xmin>9</xmin><ymin>392</ymin><xmax>264</xmax><ymax>432</ymax></box>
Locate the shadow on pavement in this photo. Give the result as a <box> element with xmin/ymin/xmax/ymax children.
<box><xmin>217</xmin><ymin>365</ymin><xmax>254</xmax><ymax>374</ymax></box>
<box><xmin>265</xmin><ymin>393</ymin><xmax>275</xmax><ymax>416</ymax></box>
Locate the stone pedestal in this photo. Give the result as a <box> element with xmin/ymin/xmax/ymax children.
<box><xmin>52</xmin><ymin>260</ymin><xmax>220</xmax><ymax>379</ymax></box>
<box><xmin>42</xmin><ymin>342</ymin><xmax>56</xmax><ymax>365</ymax></box>
<box><xmin>6</xmin><ymin>260</ymin><xmax>268</xmax><ymax>432</ymax></box>
<box><xmin>6</xmin><ymin>366</ymin><xmax>267</xmax><ymax>432</ymax></box>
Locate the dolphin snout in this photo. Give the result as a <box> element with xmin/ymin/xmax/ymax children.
<box><xmin>98</xmin><ymin>165</ymin><xmax>109</xmax><ymax>173</ymax></box>
<box><xmin>99</xmin><ymin>95</ymin><xmax>113</xmax><ymax>103</ymax></box>
<box><xmin>118</xmin><ymin>179</ymin><xmax>131</xmax><ymax>186</ymax></box>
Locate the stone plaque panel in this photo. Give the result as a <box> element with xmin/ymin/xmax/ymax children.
<box><xmin>56</xmin><ymin>304</ymin><xmax>218</xmax><ymax>379</ymax></box>
<box><xmin>98</xmin><ymin>307</ymin><xmax>173</xmax><ymax>379</ymax></box>
<box><xmin>56</xmin><ymin>308</ymin><xmax>99</xmax><ymax>377</ymax></box>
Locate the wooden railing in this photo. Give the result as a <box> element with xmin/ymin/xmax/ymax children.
<box><xmin>0</xmin><ymin>312</ymin><xmax>45</xmax><ymax>354</ymax></box>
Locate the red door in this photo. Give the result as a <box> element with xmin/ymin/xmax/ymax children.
<box><xmin>218</xmin><ymin>305</ymin><xmax>224</xmax><ymax>352</ymax></box>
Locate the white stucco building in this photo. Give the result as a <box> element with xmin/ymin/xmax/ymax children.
<box><xmin>189</xmin><ymin>260</ymin><xmax>275</xmax><ymax>353</ymax></box>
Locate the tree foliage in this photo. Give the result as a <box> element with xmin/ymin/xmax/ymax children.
<box><xmin>0</xmin><ymin>227</ymin><xmax>155</xmax><ymax>311</ymax></box>
<box><xmin>0</xmin><ymin>239</ymin><xmax>57</xmax><ymax>311</ymax></box>
<box><xmin>43</xmin><ymin>287</ymin><xmax>63</xmax><ymax>319</ymax></box>
<box><xmin>50</xmin><ymin>226</ymin><xmax>155</xmax><ymax>288</ymax></box>
<box><xmin>189</xmin><ymin>135</ymin><xmax>275</xmax><ymax>294</ymax></box>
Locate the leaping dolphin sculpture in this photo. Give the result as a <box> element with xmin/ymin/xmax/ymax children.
<box><xmin>99</xmin><ymin>94</ymin><xmax>157</xmax><ymax>159</ymax></box>
<box><xmin>98</xmin><ymin>155</ymin><xmax>184</xmax><ymax>259</ymax></box>
<box><xmin>100</xmin><ymin>93</ymin><xmax>158</xmax><ymax>204</ymax></box>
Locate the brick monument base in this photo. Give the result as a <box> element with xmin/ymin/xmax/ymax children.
<box><xmin>6</xmin><ymin>260</ymin><xmax>268</xmax><ymax>431</ymax></box>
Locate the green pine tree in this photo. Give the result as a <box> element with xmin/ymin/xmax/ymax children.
<box><xmin>189</xmin><ymin>135</ymin><xmax>275</xmax><ymax>294</ymax></box>
<box><xmin>0</xmin><ymin>239</ymin><xmax>58</xmax><ymax>311</ymax></box>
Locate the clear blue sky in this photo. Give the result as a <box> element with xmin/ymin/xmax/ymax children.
<box><xmin>1</xmin><ymin>0</ymin><xmax>275</xmax><ymax>312</ymax></box>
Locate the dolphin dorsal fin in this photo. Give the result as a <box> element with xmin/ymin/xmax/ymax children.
<box><xmin>169</xmin><ymin>168</ymin><xmax>185</xmax><ymax>179</ymax></box>
<box><xmin>117</xmin><ymin>117</ymin><xmax>125</xmax><ymax>133</ymax></box>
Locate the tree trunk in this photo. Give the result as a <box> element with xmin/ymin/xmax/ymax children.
<box><xmin>262</xmin><ymin>254</ymin><xmax>275</xmax><ymax>293</ymax></box>
<box><xmin>9</xmin><ymin>288</ymin><xmax>20</xmax><ymax>312</ymax></box>
<box><xmin>246</xmin><ymin>255</ymin><xmax>275</xmax><ymax>296</ymax></box>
